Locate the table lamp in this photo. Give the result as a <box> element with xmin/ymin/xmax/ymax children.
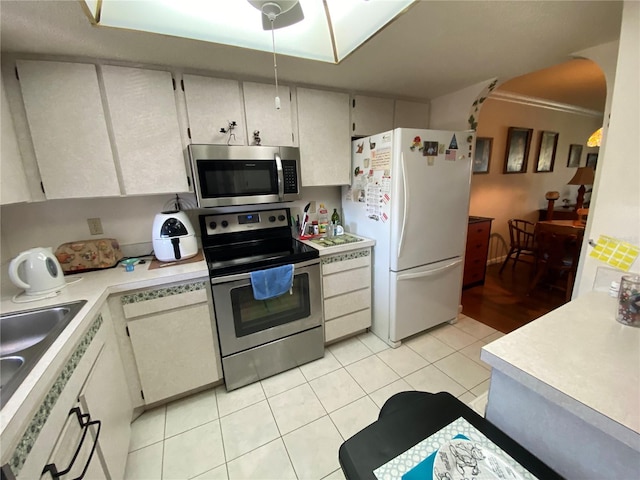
<box><xmin>567</xmin><ymin>166</ymin><xmax>595</xmax><ymax>210</ymax></box>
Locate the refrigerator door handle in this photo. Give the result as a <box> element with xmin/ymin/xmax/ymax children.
<box><xmin>398</xmin><ymin>151</ymin><xmax>409</xmax><ymax>259</ymax></box>
<box><xmin>397</xmin><ymin>259</ymin><xmax>462</xmax><ymax>281</ymax></box>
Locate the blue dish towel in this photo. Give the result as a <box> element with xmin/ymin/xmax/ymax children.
<box><xmin>250</xmin><ymin>264</ymin><xmax>294</xmax><ymax>300</ymax></box>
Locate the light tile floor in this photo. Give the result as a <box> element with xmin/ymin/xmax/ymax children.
<box><xmin>124</xmin><ymin>314</ymin><xmax>502</xmax><ymax>480</ymax></box>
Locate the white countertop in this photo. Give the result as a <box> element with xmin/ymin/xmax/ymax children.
<box><xmin>481</xmin><ymin>291</ymin><xmax>640</xmax><ymax>451</ymax></box>
<box><xmin>297</xmin><ymin>232</ymin><xmax>375</xmax><ymax>256</ymax></box>
<box><xmin>0</xmin><ymin>258</ymin><xmax>210</xmax><ymax>436</ymax></box>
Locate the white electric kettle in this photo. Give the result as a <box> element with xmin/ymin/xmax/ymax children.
<box><xmin>8</xmin><ymin>247</ymin><xmax>67</xmax><ymax>296</ymax></box>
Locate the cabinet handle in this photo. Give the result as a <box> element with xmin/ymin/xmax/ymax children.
<box><xmin>42</xmin><ymin>407</ymin><xmax>102</xmax><ymax>480</ymax></box>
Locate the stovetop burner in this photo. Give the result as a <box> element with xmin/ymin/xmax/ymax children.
<box><xmin>200</xmin><ymin>207</ymin><xmax>318</xmax><ymax>277</ymax></box>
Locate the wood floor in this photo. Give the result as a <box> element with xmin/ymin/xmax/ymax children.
<box><xmin>461</xmin><ymin>262</ymin><xmax>568</xmax><ymax>334</ymax></box>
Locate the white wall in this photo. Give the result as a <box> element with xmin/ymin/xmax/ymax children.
<box><xmin>575</xmin><ymin>1</ymin><xmax>640</xmax><ymax>295</ymax></box>
<box><xmin>429</xmin><ymin>78</ymin><xmax>495</xmax><ymax>131</ymax></box>
<box><xmin>0</xmin><ymin>186</ymin><xmax>341</xmax><ymax>264</ymax></box>
<box><xmin>472</xmin><ymin>98</ymin><xmax>602</xmax><ymax>261</ymax></box>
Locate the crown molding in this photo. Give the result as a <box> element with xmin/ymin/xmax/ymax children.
<box><xmin>489</xmin><ymin>90</ymin><xmax>603</xmax><ymax>118</ymax></box>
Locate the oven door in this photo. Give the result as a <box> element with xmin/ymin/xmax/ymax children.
<box><xmin>211</xmin><ymin>259</ymin><xmax>322</xmax><ymax>357</ymax></box>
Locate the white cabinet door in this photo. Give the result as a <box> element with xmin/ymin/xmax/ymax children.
<box><xmin>297</xmin><ymin>87</ymin><xmax>350</xmax><ymax>186</ymax></box>
<box><xmin>16</xmin><ymin>60</ymin><xmax>120</xmax><ymax>199</ymax></box>
<box><xmin>243</xmin><ymin>81</ymin><xmax>295</xmax><ymax>146</ymax></box>
<box><xmin>79</xmin><ymin>311</ymin><xmax>132</xmax><ymax>480</ymax></box>
<box><xmin>101</xmin><ymin>65</ymin><xmax>189</xmax><ymax>195</ymax></box>
<box><xmin>1</xmin><ymin>74</ymin><xmax>30</xmax><ymax>204</ymax></box>
<box><xmin>351</xmin><ymin>95</ymin><xmax>394</xmax><ymax>137</ymax></box>
<box><xmin>394</xmin><ymin>100</ymin><xmax>429</xmax><ymax>129</ymax></box>
<box><xmin>183</xmin><ymin>74</ymin><xmax>246</xmax><ymax>145</ymax></box>
<box><xmin>127</xmin><ymin>303</ymin><xmax>220</xmax><ymax>404</ymax></box>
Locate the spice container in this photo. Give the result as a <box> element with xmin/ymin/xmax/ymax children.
<box><xmin>616</xmin><ymin>274</ymin><xmax>640</xmax><ymax>327</ymax></box>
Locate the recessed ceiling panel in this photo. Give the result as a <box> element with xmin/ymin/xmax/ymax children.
<box><xmin>87</xmin><ymin>0</ymin><xmax>414</xmax><ymax>63</ymax></box>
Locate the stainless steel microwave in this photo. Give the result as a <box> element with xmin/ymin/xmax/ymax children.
<box><xmin>188</xmin><ymin>145</ymin><xmax>301</xmax><ymax>208</ymax></box>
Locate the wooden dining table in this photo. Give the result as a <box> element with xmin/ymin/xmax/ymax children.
<box><xmin>531</xmin><ymin>220</ymin><xmax>585</xmax><ymax>300</ymax></box>
<box><xmin>536</xmin><ymin>219</ymin><xmax>585</xmax><ymax>233</ymax></box>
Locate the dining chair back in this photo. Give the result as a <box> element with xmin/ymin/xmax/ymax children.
<box><xmin>499</xmin><ymin>219</ymin><xmax>536</xmax><ymax>274</ymax></box>
<box><xmin>528</xmin><ymin>222</ymin><xmax>584</xmax><ymax>301</ymax></box>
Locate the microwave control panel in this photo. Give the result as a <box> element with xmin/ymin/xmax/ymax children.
<box><xmin>282</xmin><ymin>160</ymin><xmax>298</xmax><ymax>194</ymax></box>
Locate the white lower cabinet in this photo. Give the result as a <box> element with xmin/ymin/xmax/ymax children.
<box><xmin>113</xmin><ymin>279</ymin><xmax>222</xmax><ymax>406</ymax></box>
<box><xmin>322</xmin><ymin>249</ymin><xmax>372</xmax><ymax>343</ymax></box>
<box><xmin>8</xmin><ymin>306</ymin><xmax>131</xmax><ymax>480</ymax></box>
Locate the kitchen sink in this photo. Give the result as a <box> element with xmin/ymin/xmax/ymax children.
<box><xmin>0</xmin><ymin>300</ymin><xmax>87</xmax><ymax>408</ymax></box>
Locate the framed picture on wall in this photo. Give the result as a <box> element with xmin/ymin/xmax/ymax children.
<box><xmin>473</xmin><ymin>137</ymin><xmax>492</xmax><ymax>174</ymax></box>
<box><xmin>503</xmin><ymin>127</ymin><xmax>532</xmax><ymax>174</ymax></box>
<box><xmin>535</xmin><ymin>131</ymin><xmax>559</xmax><ymax>173</ymax></box>
<box><xmin>567</xmin><ymin>144</ymin><xmax>583</xmax><ymax>167</ymax></box>
<box><xmin>586</xmin><ymin>152</ymin><xmax>598</xmax><ymax>170</ymax></box>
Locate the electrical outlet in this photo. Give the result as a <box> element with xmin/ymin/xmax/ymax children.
<box><xmin>87</xmin><ymin>218</ymin><xmax>103</xmax><ymax>235</ymax></box>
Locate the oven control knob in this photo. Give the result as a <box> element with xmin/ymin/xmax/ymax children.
<box><xmin>277</xmin><ymin>215</ymin><xmax>286</xmax><ymax>221</ymax></box>
<box><xmin>209</xmin><ymin>221</ymin><xmax>217</xmax><ymax>230</ymax></box>
<box><xmin>269</xmin><ymin>216</ymin><xmax>276</xmax><ymax>222</ymax></box>
<box><xmin>221</xmin><ymin>220</ymin><xmax>229</xmax><ymax>228</ymax></box>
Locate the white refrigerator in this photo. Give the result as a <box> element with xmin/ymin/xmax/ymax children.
<box><xmin>342</xmin><ymin>128</ymin><xmax>474</xmax><ymax>346</ymax></box>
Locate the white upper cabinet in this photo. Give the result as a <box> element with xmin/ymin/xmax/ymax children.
<box><xmin>351</xmin><ymin>95</ymin><xmax>394</xmax><ymax>137</ymax></box>
<box><xmin>1</xmin><ymin>74</ymin><xmax>30</xmax><ymax>205</ymax></box>
<box><xmin>394</xmin><ymin>100</ymin><xmax>430</xmax><ymax>129</ymax></box>
<box><xmin>243</xmin><ymin>81</ymin><xmax>295</xmax><ymax>146</ymax></box>
<box><xmin>297</xmin><ymin>87</ymin><xmax>350</xmax><ymax>186</ymax></box>
<box><xmin>16</xmin><ymin>60</ymin><xmax>120</xmax><ymax>199</ymax></box>
<box><xmin>183</xmin><ymin>74</ymin><xmax>246</xmax><ymax>145</ymax></box>
<box><xmin>101</xmin><ymin>65</ymin><xmax>189</xmax><ymax>195</ymax></box>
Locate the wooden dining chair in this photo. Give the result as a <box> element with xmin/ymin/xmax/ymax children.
<box><xmin>575</xmin><ymin>208</ymin><xmax>589</xmax><ymax>226</ymax></box>
<box><xmin>528</xmin><ymin>222</ymin><xmax>584</xmax><ymax>301</ymax></box>
<box><xmin>499</xmin><ymin>219</ymin><xmax>536</xmax><ymax>274</ymax></box>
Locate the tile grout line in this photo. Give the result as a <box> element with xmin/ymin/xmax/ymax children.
<box><xmin>214</xmin><ymin>387</ymin><xmax>230</xmax><ymax>480</ymax></box>
<box><xmin>161</xmin><ymin>405</ymin><xmax>167</xmax><ymax>480</ymax></box>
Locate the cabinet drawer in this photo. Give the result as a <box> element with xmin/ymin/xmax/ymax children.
<box><xmin>467</xmin><ymin>232</ymin><xmax>489</xmax><ymax>250</ymax></box>
<box><xmin>465</xmin><ymin>242</ymin><xmax>489</xmax><ymax>261</ymax></box>
<box><xmin>323</xmin><ymin>267</ymin><xmax>371</xmax><ymax>298</ymax></box>
<box><xmin>121</xmin><ymin>281</ymin><xmax>208</xmax><ymax>319</ymax></box>
<box><xmin>464</xmin><ymin>255</ymin><xmax>487</xmax><ymax>270</ymax></box>
<box><xmin>467</xmin><ymin>221</ymin><xmax>491</xmax><ymax>237</ymax></box>
<box><xmin>463</xmin><ymin>265</ymin><xmax>486</xmax><ymax>286</ymax></box>
<box><xmin>324</xmin><ymin>287</ymin><xmax>371</xmax><ymax>320</ymax></box>
<box><xmin>325</xmin><ymin>309</ymin><xmax>371</xmax><ymax>343</ymax></box>
<box><xmin>322</xmin><ymin>250</ymin><xmax>371</xmax><ymax>275</ymax></box>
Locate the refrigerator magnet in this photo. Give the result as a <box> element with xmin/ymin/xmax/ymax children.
<box><xmin>427</xmin><ymin>157</ymin><xmax>435</xmax><ymax>166</ymax></box>
<box><xmin>423</xmin><ymin>141</ymin><xmax>438</xmax><ymax>156</ymax></box>
<box><xmin>356</xmin><ymin>142</ymin><xmax>364</xmax><ymax>154</ymax></box>
<box><xmin>410</xmin><ymin>136</ymin><xmax>423</xmax><ymax>151</ymax></box>
<box><xmin>439</xmin><ymin>143</ymin><xmax>445</xmax><ymax>154</ymax></box>
<box><xmin>449</xmin><ymin>134</ymin><xmax>459</xmax><ymax>149</ymax></box>
<box><xmin>445</xmin><ymin>149</ymin><xmax>457</xmax><ymax>161</ymax></box>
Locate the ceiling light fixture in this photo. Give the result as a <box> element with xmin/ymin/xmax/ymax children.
<box><xmin>81</xmin><ymin>0</ymin><xmax>416</xmax><ymax>64</ymax></box>
<box><xmin>587</xmin><ymin>127</ymin><xmax>602</xmax><ymax>147</ymax></box>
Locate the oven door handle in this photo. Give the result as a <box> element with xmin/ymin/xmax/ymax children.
<box><xmin>275</xmin><ymin>153</ymin><xmax>284</xmax><ymax>201</ymax></box>
<box><xmin>210</xmin><ymin>258</ymin><xmax>320</xmax><ymax>285</ymax></box>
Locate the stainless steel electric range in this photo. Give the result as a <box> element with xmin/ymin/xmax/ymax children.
<box><xmin>200</xmin><ymin>207</ymin><xmax>323</xmax><ymax>391</ymax></box>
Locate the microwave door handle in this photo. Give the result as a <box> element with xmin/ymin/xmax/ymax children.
<box><xmin>275</xmin><ymin>153</ymin><xmax>284</xmax><ymax>201</ymax></box>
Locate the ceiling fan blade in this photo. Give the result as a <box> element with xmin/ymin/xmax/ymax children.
<box><xmin>261</xmin><ymin>2</ymin><xmax>304</xmax><ymax>30</ymax></box>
